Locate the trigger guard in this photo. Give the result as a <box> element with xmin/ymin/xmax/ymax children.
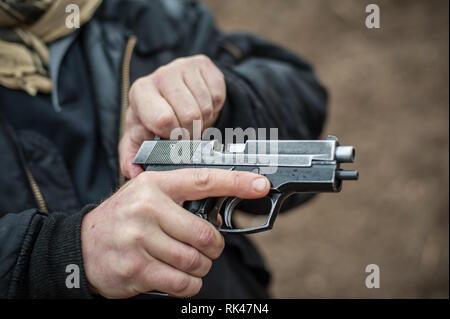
<box><xmin>218</xmin><ymin>191</ymin><xmax>288</xmax><ymax>234</ymax></box>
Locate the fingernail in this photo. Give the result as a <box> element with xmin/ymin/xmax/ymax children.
<box><xmin>252</xmin><ymin>178</ymin><xmax>267</xmax><ymax>192</ymax></box>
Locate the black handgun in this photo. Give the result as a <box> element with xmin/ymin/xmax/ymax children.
<box><xmin>133</xmin><ymin>135</ymin><xmax>358</xmax><ymax>234</ymax></box>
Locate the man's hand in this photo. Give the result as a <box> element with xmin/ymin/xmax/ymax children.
<box><xmin>81</xmin><ymin>168</ymin><xmax>269</xmax><ymax>298</ymax></box>
<box><xmin>119</xmin><ymin>55</ymin><xmax>226</xmax><ymax>179</ymax></box>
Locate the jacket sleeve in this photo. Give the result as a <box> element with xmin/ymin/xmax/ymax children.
<box><xmin>0</xmin><ymin>114</ymin><xmax>94</xmax><ymax>298</ymax></box>
<box><xmin>0</xmin><ymin>206</ymin><xmax>95</xmax><ymax>298</ymax></box>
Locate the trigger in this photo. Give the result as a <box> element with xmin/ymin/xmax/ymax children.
<box><xmin>206</xmin><ymin>197</ymin><xmax>228</xmax><ymax>227</ymax></box>
<box><xmin>223</xmin><ymin>197</ymin><xmax>243</xmax><ymax>228</ymax></box>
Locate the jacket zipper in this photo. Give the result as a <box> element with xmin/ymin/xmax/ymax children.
<box><xmin>1</xmin><ymin>111</ymin><xmax>49</xmax><ymax>214</ymax></box>
<box><xmin>22</xmin><ymin>163</ymin><xmax>49</xmax><ymax>214</ymax></box>
<box><xmin>119</xmin><ymin>36</ymin><xmax>137</xmax><ymax>186</ymax></box>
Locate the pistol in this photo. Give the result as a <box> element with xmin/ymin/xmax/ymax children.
<box><xmin>133</xmin><ymin>135</ymin><xmax>358</xmax><ymax>234</ymax></box>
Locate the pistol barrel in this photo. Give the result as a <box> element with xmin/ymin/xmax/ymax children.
<box><xmin>335</xmin><ymin>146</ymin><xmax>355</xmax><ymax>163</ymax></box>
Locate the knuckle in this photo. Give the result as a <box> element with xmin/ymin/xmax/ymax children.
<box><xmin>131</xmin><ymin>232</ymin><xmax>145</xmax><ymax>246</ymax></box>
<box><xmin>129</xmin><ymin>77</ymin><xmax>145</xmax><ymax>105</ymax></box>
<box><xmin>171</xmin><ymin>247</ymin><xmax>201</xmax><ymax>273</ymax></box>
<box><xmin>134</xmin><ymin>172</ymin><xmax>160</xmax><ymax>198</ymax></box>
<box><xmin>184</xmin><ymin>249</ymin><xmax>202</xmax><ymax>273</ymax></box>
<box><xmin>185</xmin><ymin>279</ymin><xmax>202</xmax><ymax>297</ymax></box>
<box><xmin>170</xmin><ymin>248</ymin><xmax>184</xmax><ymax>267</ymax></box>
<box><xmin>208</xmin><ymin>232</ymin><xmax>224</xmax><ymax>260</ymax></box>
<box><xmin>182</xmin><ymin>110</ymin><xmax>202</xmax><ymax>126</ymax></box>
<box><xmin>194</xmin><ymin>54</ymin><xmax>212</xmax><ymax>65</ymax></box>
<box><xmin>150</xmin><ymin>71</ymin><xmax>163</xmax><ymax>86</ymax></box>
<box><xmin>172</xmin><ymin>57</ymin><xmax>187</xmax><ymax>65</ymax></box>
<box><xmin>135</xmin><ymin>171</ymin><xmax>148</xmax><ymax>183</ymax></box>
<box><xmin>211</xmin><ymin>88</ymin><xmax>226</xmax><ymax>107</ymax></box>
<box><xmin>123</xmin><ymin>227</ymin><xmax>145</xmax><ymax>246</ymax></box>
<box><xmin>201</xmin><ymin>258</ymin><xmax>213</xmax><ymax>276</ymax></box>
<box><xmin>151</xmin><ymin>66</ymin><xmax>171</xmax><ymax>86</ymax></box>
<box><xmin>195</xmin><ymin>222</ymin><xmax>217</xmax><ymax>250</ymax></box>
<box><xmin>155</xmin><ymin>112</ymin><xmax>177</xmax><ymax>131</ymax></box>
<box><xmin>167</xmin><ymin>57</ymin><xmax>188</xmax><ymax>71</ymax></box>
<box><xmin>194</xmin><ymin>169</ymin><xmax>213</xmax><ymax>190</ymax></box>
<box><xmin>202</xmin><ymin>104</ymin><xmax>214</xmax><ymax>120</ymax></box>
<box><xmin>136</xmin><ymin>170</ymin><xmax>154</xmax><ymax>184</ymax></box>
<box><xmin>231</xmin><ymin>173</ymin><xmax>241</xmax><ymax>193</ymax></box>
<box><xmin>130</xmin><ymin>77</ymin><xmax>144</xmax><ymax>91</ymax></box>
<box><xmin>118</xmin><ymin>259</ymin><xmax>143</xmax><ymax>280</ymax></box>
<box><xmin>216</xmin><ymin>236</ymin><xmax>225</xmax><ymax>258</ymax></box>
<box><xmin>171</xmin><ymin>274</ymin><xmax>191</xmax><ymax>295</ymax></box>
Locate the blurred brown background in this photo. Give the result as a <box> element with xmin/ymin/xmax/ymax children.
<box><xmin>203</xmin><ymin>0</ymin><xmax>449</xmax><ymax>298</ymax></box>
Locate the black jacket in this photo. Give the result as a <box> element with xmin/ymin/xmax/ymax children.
<box><xmin>0</xmin><ymin>0</ymin><xmax>327</xmax><ymax>298</ymax></box>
